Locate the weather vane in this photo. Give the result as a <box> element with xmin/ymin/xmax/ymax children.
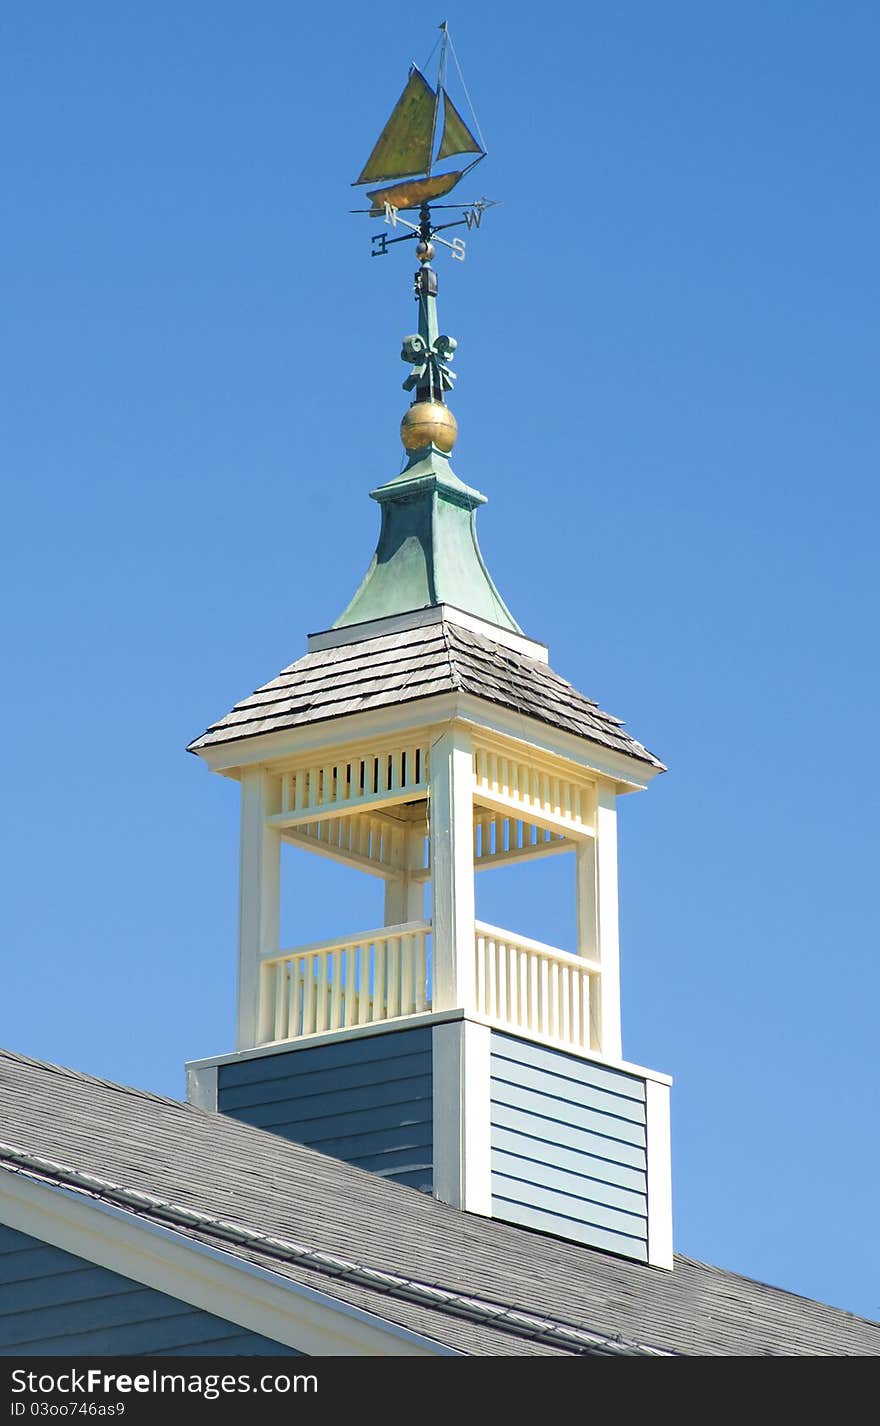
<box><xmin>351</xmin><ymin>21</ymin><xmax>496</xmax><ymax>264</ymax></box>
<box><xmin>351</xmin><ymin>23</ymin><xmax>495</xmax><ymax>458</ymax></box>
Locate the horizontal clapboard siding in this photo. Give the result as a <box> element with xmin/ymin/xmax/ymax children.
<box><xmin>218</xmin><ymin>1028</ymin><xmax>433</xmax><ymax>1191</ymax></box>
<box><xmin>0</xmin><ymin>1226</ymin><xmax>300</xmax><ymax>1356</ymax></box>
<box><xmin>490</xmin><ymin>1032</ymin><xmax>649</xmax><ymax>1263</ymax></box>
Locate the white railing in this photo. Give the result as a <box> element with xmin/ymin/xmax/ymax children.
<box><xmin>258</xmin><ymin>920</ymin><xmax>431</xmax><ymax>1044</ymax></box>
<box><xmin>473</xmin><ymin>741</ymin><xmax>596</xmax><ymax>837</ymax></box>
<box><xmin>270</xmin><ymin>741</ymin><xmax>430</xmax><ymax>829</ymax></box>
<box><xmin>474</xmin><ymin>921</ymin><xmax>600</xmax><ymax>1051</ymax></box>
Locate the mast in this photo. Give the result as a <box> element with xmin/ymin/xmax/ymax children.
<box><xmin>426</xmin><ymin>22</ymin><xmax>449</xmax><ymax>179</ymax></box>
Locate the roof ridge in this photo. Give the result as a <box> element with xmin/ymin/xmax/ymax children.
<box><xmin>439</xmin><ymin>618</ymin><xmax>466</xmax><ymax>693</ymax></box>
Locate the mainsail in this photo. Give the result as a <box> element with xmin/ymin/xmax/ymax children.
<box><xmin>354</xmin><ymin>67</ymin><xmax>436</xmax><ymax>186</ymax></box>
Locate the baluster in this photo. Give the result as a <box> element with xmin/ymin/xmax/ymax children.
<box><xmin>497</xmin><ymin>941</ymin><xmax>508</xmax><ymax>1022</ymax></box>
<box><xmin>374</xmin><ymin>939</ymin><xmax>386</xmax><ymax>1022</ymax></box>
<box><xmin>560</xmin><ymin>965</ymin><xmax>570</xmax><ymax>1043</ymax></box>
<box><xmin>476</xmin><ymin>935</ymin><xmax>486</xmax><ymax>1014</ymax></box>
<box><xmin>552</xmin><ymin>776</ymin><xmax>561</xmax><ymax>817</ymax></box>
<box><xmin>328</xmin><ymin>951</ymin><xmax>342</xmax><ymax>1031</ymax></box>
<box><xmin>582</xmin><ymin>973</ymin><xmax>593</xmax><ymax>1050</ymax></box>
<box><xmin>549</xmin><ymin>960</ymin><xmax>560</xmax><ymax>1039</ymax></box>
<box><xmin>287</xmin><ymin>962</ymin><xmax>301</xmax><ymax>1040</ymax></box>
<box><xmin>508</xmin><ymin>943</ymin><xmax>518</xmax><ymax>1026</ymax></box>
<box><xmin>487</xmin><ymin>940</ymin><xmax>497</xmax><ymax>1019</ymax></box>
<box><xmin>387</xmin><ymin>936</ymin><xmax>401</xmax><ymax>1017</ymax></box>
<box><xmin>400</xmin><ymin>934</ymin><xmax>413</xmax><ymax>1015</ymax></box>
<box><xmin>567</xmin><ymin>969</ymin><xmax>579</xmax><ymax>1049</ymax></box>
<box><xmin>273</xmin><ymin>963</ymin><xmax>286</xmax><ymax>1042</ymax></box>
<box><xmin>415</xmin><ymin>930</ymin><xmax>428</xmax><ymax>1012</ymax></box>
<box><xmin>342</xmin><ymin>944</ymin><xmax>356</xmax><ymax>1028</ymax></box>
<box><xmin>315</xmin><ymin>952</ymin><xmax>328</xmax><ymax>1033</ymax></box>
<box><xmin>539</xmin><ymin>771</ymin><xmax>550</xmax><ymax>814</ymax></box>
<box><xmin>358</xmin><ymin>944</ymin><xmax>370</xmax><ymax>1023</ymax></box>
<box><xmin>539</xmin><ymin>957</ymin><xmax>549</xmax><ymax>1036</ymax></box>
<box><xmin>528</xmin><ymin>952</ymin><xmax>538</xmax><ymax>1033</ymax></box>
<box><xmin>302</xmin><ymin>957</ymin><xmax>315</xmax><ymax>1036</ymax></box>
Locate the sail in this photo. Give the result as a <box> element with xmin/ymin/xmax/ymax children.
<box><xmin>354</xmin><ymin>67</ymin><xmax>437</xmax><ymax>186</ymax></box>
<box><xmin>365</xmin><ymin>170</ymin><xmax>465</xmax><ymax>215</ymax></box>
<box><xmin>436</xmin><ymin>89</ymin><xmax>483</xmax><ymax>161</ymax></box>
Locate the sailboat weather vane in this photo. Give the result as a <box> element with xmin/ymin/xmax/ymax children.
<box><xmin>351</xmin><ymin>22</ymin><xmax>495</xmax><ymax>261</ymax></box>
<box><xmin>351</xmin><ymin>23</ymin><xmax>494</xmax><ymax>457</ymax></box>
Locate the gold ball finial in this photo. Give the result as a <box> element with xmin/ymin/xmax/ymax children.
<box><xmin>400</xmin><ymin>400</ymin><xmax>458</xmax><ymax>454</ymax></box>
<box><xmin>416</xmin><ymin>239</ymin><xmax>435</xmax><ymax>262</ymax></box>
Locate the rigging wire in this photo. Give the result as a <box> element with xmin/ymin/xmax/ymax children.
<box><xmin>420</xmin><ymin>32</ymin><xmax>442</xmax><ymax>77</ymax></box>
<box><xmin>446</xmin><ymin>28</ymin><xmax>488</xmax><ymax>154</ymax></box>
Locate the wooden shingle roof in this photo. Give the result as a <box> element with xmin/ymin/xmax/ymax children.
<box><xmin>1</xmin><ymin>1049</ymin><xmax>877</xmax><ymax>1357</ymax></box>
<box><xmin>189</xmin><ymin>619</ymin><xmax>664</xmax><ymax>770</ymax></box>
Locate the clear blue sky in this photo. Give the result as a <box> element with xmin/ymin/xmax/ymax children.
<box><xmin>2</xmin><ymin>3</ymin><xmax>878</xmax><ymax>1324</ymax></box>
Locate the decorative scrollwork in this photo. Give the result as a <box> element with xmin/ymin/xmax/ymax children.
<box><xmin>400</xmin><ymin>332</ymin><xmax>457</xmax><ymax>398</ymax></box>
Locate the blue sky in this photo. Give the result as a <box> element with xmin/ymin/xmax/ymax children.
<box><xmin>2</xmin><ymin>3</ymin><xmax>878</xmax><ymax>1324</ymax></box>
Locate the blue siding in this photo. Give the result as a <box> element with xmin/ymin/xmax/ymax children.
<box><xmin>0</xmin><ymin>1225</ymin><xmax>302</xmax><ymax>1356</ymax></box>
<box><xmin>490</xmin><ymin>1032</ymin><xmax>649</xmax><ymax>1263</ymax></box>
<box><xmin>218</xmin><ymin>1027</ymin><xmax>433</xmax><ymax>1191</ymax></box>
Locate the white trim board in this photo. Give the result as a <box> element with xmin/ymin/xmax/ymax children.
<box><xmin>195</xmin><ymin>700</ymin><xmax>659</xmax><ymax>793</ymax></box>
<box><xmin>0</xmin><ymin>1168</ymin><xmax>455</xmax><ymax>1357</ymax></box>
<box><xmin>186</xmin><ymin>1007</ymin><xmax>672</xmax><ymax>1088</ymax></box>
<box><xmin>307</xmin><ymin>604</ymin><xmax>550</xmax><ymax>664</ymax></box>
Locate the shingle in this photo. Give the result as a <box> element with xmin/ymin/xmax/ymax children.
<box><xmin>189</xmin><ymin>618</ymin><xmax>665</xmax><ymax>771</ymax></box>
<box><xmin>1</xmin><ymin>1049</ymin><xmax>876</xmax><ymax>1357</ymax></box>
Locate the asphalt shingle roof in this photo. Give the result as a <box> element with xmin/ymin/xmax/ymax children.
<box><xmin>188</xmin><ymin>619</ymin><xmax>664</xmax><ymax>771</ymax></box>
<box><xmin>1</xmin><ymin>1049</ymin><xmax>876</xmax><ymax>1357</ymax></box>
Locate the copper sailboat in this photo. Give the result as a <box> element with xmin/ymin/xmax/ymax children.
<box><xmin>352</xmin><ymin>29</ymin><xmax>485</xmax><ymax>215</ymax></box>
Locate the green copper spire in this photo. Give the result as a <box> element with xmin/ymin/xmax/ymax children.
<box><xmin>335</xmin><ymin>213</ymin><xmax>520</xmax><ymax>633</ymax></box>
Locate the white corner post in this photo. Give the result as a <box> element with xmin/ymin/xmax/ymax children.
<box><xmin>645</xmin><ymin>1079</ymin><xmax>674</xmax><ymax>1268</ymax></box>
<box><xmin>576</xmin><ymin>781</ymin><xmax>622</xmax><ymax>1061</ymax></box>
<box><xmin>429</xmin><ymin>725</ymin><xmax>476</xmax><ymax>1012</ymax></box>
<box><xmin>384</xmin><ymin>822</ymin><xmax>426</xmax><ymax>926</ymax></box>
<box><xmin>185</xmin><ymin>1062</ymin><xmax>218</xmax><ymax>1112</ymax></box>
<box><xmin>432</xmin><ymin>1018</ymin><xmax>491</xmax><ymax>1215</ymax></box>
<box><xmin>237</xmin><ymin>768</ymin><xmax>281</xmax><ymax>1051</ymax></box>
